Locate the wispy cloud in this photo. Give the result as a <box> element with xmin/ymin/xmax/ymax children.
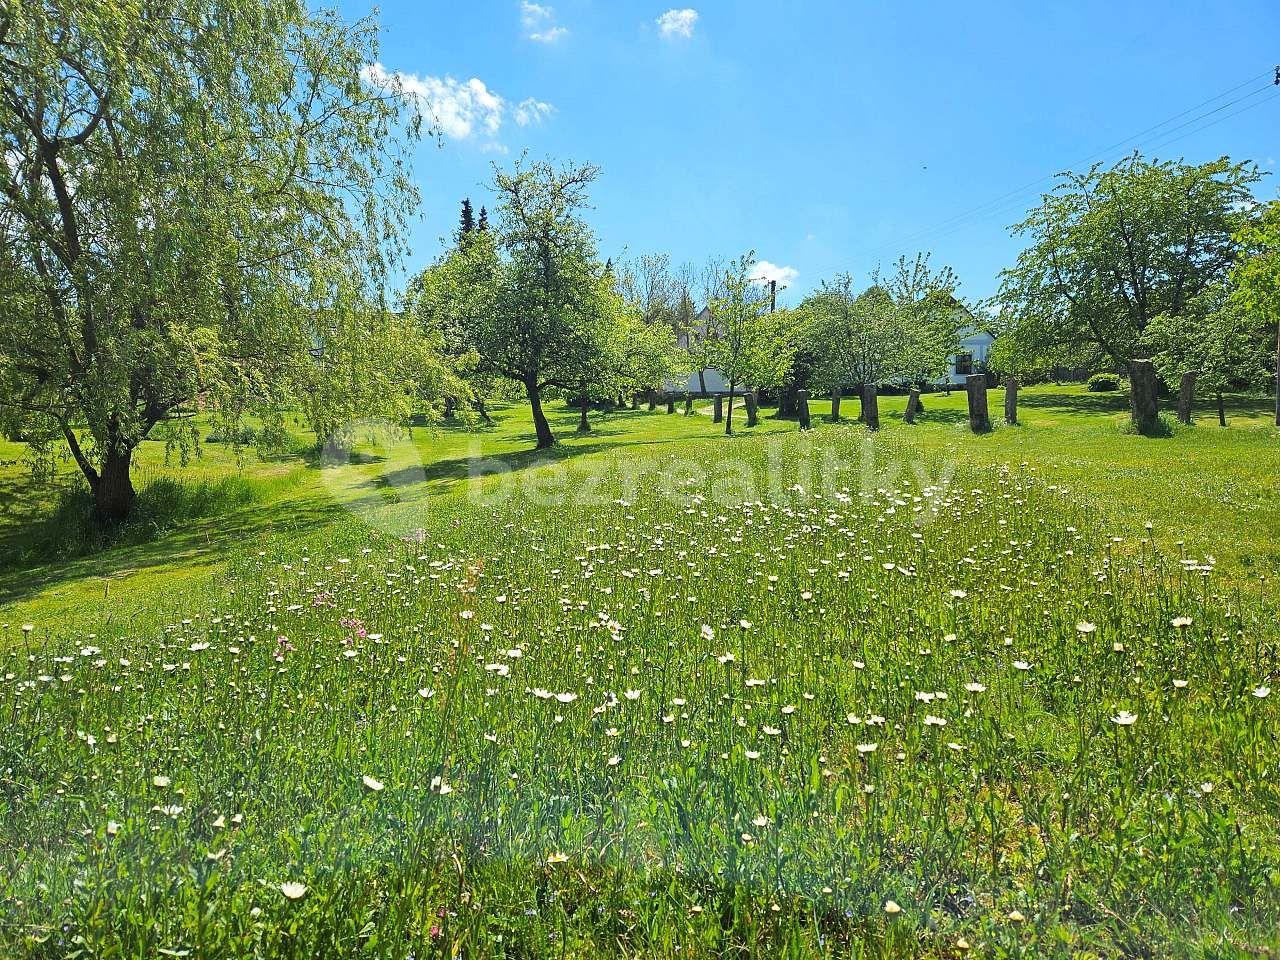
<box><xmin>521</xmin><ymin>1</ymin><xmax>568</xmax><ymax>42</ymax></box>
<box><xmin>361</xmin><ymin>63</ymin><xmax>553</xmax><ymax>148</ymax></box>
<box><xmin>751</xmin><ymin>260</ymin><xmax>798</xmax><ymax>288</ymax></box>
<box><xmin>656</xmin><ymin>8</ymin><xmax>698</xmax><ymax>39</ymax></box>
<box><xmin>514</xmin><ymin>98</ymin><xmax>555</xmax><ymax>126</ymax></box>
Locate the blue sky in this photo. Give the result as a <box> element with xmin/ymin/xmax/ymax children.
<box><xmin>336</xmin><ymin>0</ymin><xmax>1280</xmax><ymax>305</ymax></box>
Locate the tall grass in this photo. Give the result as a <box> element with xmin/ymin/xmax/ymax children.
<box><xmin>1</xmin><ymin>431</ymin><xmax>1277</xmax><ymax>957</ymax></box>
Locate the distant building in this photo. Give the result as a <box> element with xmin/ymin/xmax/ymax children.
<box><xmin>937</xmin><ymin>324</ymin><xmax>996</xmax><ymax>386</ymax></box>
<box><xmin>669</xmin><ymin>307</ymin><xmax>747</xmax><ymax>395</ymax></box>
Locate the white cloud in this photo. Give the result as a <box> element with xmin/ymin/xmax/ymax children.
<box><xmin>521</xmin><ymin>1</ymin><xmax>567</xmax><ymax>42</ymax></box>
<box><xmin>361</xmin><ymin>63</ymin><xmax>553</xmax><ymax>146</ymax></box>
<box><xmin>656</xmin><ymin>8</ymin><xmax>698</xmax><ymax>38</ymax></box>
<box><xmin>514</xmin><ymin>98</ymin><xmax>555</xmax><ymax>126</ymax></box>
<box><xmin>751</xmin><ymin>260</ymin><xmax>798</xmax><ymax>288</ymax></box>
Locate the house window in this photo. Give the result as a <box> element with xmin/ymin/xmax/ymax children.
<box><xmin>954</xmin><ymin>352</ymin><xmax>973</xmax><ymax>376</ymax></box>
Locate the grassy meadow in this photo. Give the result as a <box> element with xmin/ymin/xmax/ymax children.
<box><xmin>2</xmin><ymin>385</ymin><xmax>1279</xmax><ymax>958</ymax></box>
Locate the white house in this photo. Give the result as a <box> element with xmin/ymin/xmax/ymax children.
<box><xmin>937</xmin><ymin>325</ymin><xmax>996</xmax><ymax>386</ymax></box>
<box><xmin>667</xmin><ymin>307</ymin><xmax>747</xmax><ymax>395</ymax></box>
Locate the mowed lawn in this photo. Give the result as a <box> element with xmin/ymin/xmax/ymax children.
<box><xmin>2</xmin><ymin>384</ymin><xmax>1277</xmax><ymax>629</ymax></box>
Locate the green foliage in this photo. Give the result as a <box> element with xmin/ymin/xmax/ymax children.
<box><xmin>997</xmin><ymin>153</ymin><xmax>1262</xmax><ymax>369</ymax></box>
<box><xmin>0</xmin><ymin>0</ymin><xmax>426</xmax><ymax>518</ymax></box>
<box><xmin>1086</xmin><ymin>373</ymin><xmax>1121</xmax><ymax>392</ymax></box>
<box><xmin>1143</xmin><ymin>285</ymin><xmax>1272</xmax><ymax>399</ymax></box>
<box><xmin>798</xmin><ymin>254</ymin><xmax>962</xmax><ymax>392</ymax></box>
<box><xmin>705</xmin><ymin>253</ymin><xmax>796</xmax><ymax>431</ymax></box>
<box><xmin>409</xmin><ymin>159</ymin><xmax>620</xmax><ymax>448</ymax></box>
<box><xmin>1230</xmin><ymin>198</ymin><xmax>1280</xmax><ymax>423</ymax></box>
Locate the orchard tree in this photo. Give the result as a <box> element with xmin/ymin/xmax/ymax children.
<box><xmin>706</xmin><ymin>254</ymin><xmax>795</xmax><ymax>435</ymax></box>
<box><xmin>1144</xmin><ymin>284</ymin><xmax>1272</xmax><ymax>426</ymax></box>
<box><xmin>997</xmin><ymin>154</ymin><xmax>1261</xmax><ymax>375</ymax></box>
<box><xmin>424</xmin><ymin>159</ymin><xmax>615</xmax><ymax>450</ymax></box>
<box><xmin>1231</xmin><ymin>199</ymin><xmax>1280</xmax><ymax>425</ymax></box>
<box><xmin>0</xmin><ymin>0</ymin><xmax>424</xmax><ymax>518</ymax></box>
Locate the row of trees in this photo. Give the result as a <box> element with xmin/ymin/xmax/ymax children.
<box><xmin>991</xmin><ymin>154</ymin><xmax>1280</xmax><ymax>426</ymax></box>
<box><xmin>2</xmin><ymin>0</ymin><xmax>1277</xmax><ymax>523</ymax></box>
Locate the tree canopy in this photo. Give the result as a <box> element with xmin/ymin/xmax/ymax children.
<box><xmin>0</xmin><ymin>0</ymin><xmax>426</xmax><ymax>517</ymax></box>
<box><xmin>995</xmin><ymin>154</ymin><xmax>1262</xmax><ymax>373</ymax></box>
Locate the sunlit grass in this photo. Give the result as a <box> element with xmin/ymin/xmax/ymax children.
<box><xmin>1</xmin><ymin>414</ymin><xmax>1278</xmax><ymax>957</ymax></box>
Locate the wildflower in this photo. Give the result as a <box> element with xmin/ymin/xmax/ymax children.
<box><xmin>1111</xmin><ymin>711</ymin><xmax>1138</xmax><ymax>726</ymax></box>
<box><xmin>701</xmin><ymin>624</ymin><xmax>715</xmax><ymax>641</ymax></box>
<box><xmin>1007</xmin><ymin>910</ymin><xmax>1026</xmax><ymax>922</ymax></box>
<box><xmin>949</xmin><ymin>590</ymin><xmax>967</xmax><ymax>599</ymax></box>
<box><xmin>280</xmin><ymin>882</ymin><xmax>308</xmax><ymax>900</ymax></box>
<box><xmin>484</xmin><ymin>664</ymin><xmax>510</xmax><ymax>676</ymax></box>
<box><xmin>106</xmin><ymin>821</ymin><xmax>121</xmax><ymax>838</ymax></box>
<box><xmin>554</xmin><ymin>692</ymin><xmax>578</xmax><ymax>703</ymax></box>
<box><xmin>751</xmin><ymin>814</ymin><xmax>771</xmax><ymax>827</ymax></box>
<box><xmin>361</xmin><ymin>775</ymin><xmax>385</xmax><ymax>793</ymax></box>
<box><xmin>1171</xmin><ymin>616</ymin><xmax>1192</xmax><ymax>629</ymax></box>
<box><xmin>1172</xmin><ymin>679</ymin><xmax>1189</xmax><ymax>689</ymax></box>
<box><xmin>624</xmin><ymin>689</ymin><xmax>642</xmax><ymax>700</ymax></box>
<box><xmin>1076</xmin><ymin>621</ymin><xmax>1096</xmax><ymax>634</ymax></box>
<box><xmin>607</xmin><ymin>755</ymin><xmax>621</xmax><ymax>766</ymax></box>
<box><xmin>1200</xmin><ymin>782</ymin><xmax>1214</xmax><ymax>794</ymax></box>
<box><xmin>923</xmin><ymin>715</ymin><xmax>947</xmax><ymax>727</ymax></box>
<box><xmin>546</xmin><ymin>852</ymin><xmax>569</xmax><ymax>865</ymax></box>
<box><xmin>1252</xmin><ymin>686</ymin><xmax>1270</xmax><ymax>699</ymax></box>
<box><xmin>883</xmin><ymin>899</ymin><xmax>902</xmax><ymax>915</ymax></box>
<box><xmin>716</xmin><ymin>652</ymin><xmax>735</xmax><ymax>664</ymax></box>
<box><xmin>856</xmin><ymin>743</ymin><xmax>877</xmax><ymax>754</ymax></box>
<box><xmin>964</xmin><ymin>682</ymin><xmax>986</xmax><ymax>693</ymax></box>
<box><xmin>152</xmin><ymin>775</ymin><xmax>171</xmax><ymax>788</ymax></box>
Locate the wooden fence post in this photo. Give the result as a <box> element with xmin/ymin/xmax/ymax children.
<box><xmin>1129</xmin><ymin>360</ymin><xmax>1160</xmax><ymax>435</ymax></box>
<box><xmin>966</xmin><ymin>374</ymin><xmax>990</xmax><ymax>433</ymax></box>
<box><xmin>647</xmin><ymin>390</ymin><xmax>657</xmax><ymax>412</ymax></box>
<box><xmin>904</xmin><ymin>388</ymin><xmax>921</xmax><ymax>424</ymax></box>
<box><xmin>745</xmin><ymin>390</ymin><xmax>759</xmax><ymax>427</ymax></box>
<box><xmin>830</xmin><ymin>386</ymin><xmax>842</xmax><ymax>422</ymax></box>
<box><xmin>713</xmin><ymin>393</ymin><xmax>724</xmax><ymax>423</ymax></box>
<box><xmin>1177</xmin><ymin>370</ymin><xmax>1196</xmax><ymax>425</ymax></box>
<box><xmin>797</xmin><ymin>389</ymin><xmax>811</xmax><ymax>430</ymax></box>
<box><xmin>1004</xmin><ymin>376</ymin><xmax>1019</xmax><ymax>425</ymax></box>
<box><xmin>666</xmin><ymin>394</ymin><xmax>676</xmax><ymax>414</ymax></box>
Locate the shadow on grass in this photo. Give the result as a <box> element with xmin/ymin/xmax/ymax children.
<box><xmin>0</xmin><ymin>474</ymin><xmax>344</xmax><ymax>611</ymax></box>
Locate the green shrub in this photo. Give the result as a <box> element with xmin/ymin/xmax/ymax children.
<box><xmin>1087</xmin><ymin>372</ymin><xmax>1121</xmax><ymax>392</ymax></box>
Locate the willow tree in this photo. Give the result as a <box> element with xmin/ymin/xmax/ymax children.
<box><xmin>0</xmin><ymin>0</ymin><xmax>422</xmax><ymax>517</ymax></box>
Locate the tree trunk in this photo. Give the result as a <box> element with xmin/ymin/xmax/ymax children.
<box><xmin>684</xmin><ymin>392</ymin><xmax>693</xmax><ymax>416</ymax></box>
<box><xmin>1128</xmin><ymin>360</ymin><xmax>1160</xmax><ymax>435</ymax></box>
<box><xmin>713</xmin><ymin>393</ymin><xmax>724</xmax><ymax>423</ymax></box>
<box><xmin>647</xmin><ymin>390</ymin><xmax>657</xmax><ymax>412</ymax></box>
<box><xmin>93</xmin><ymin>447</ymin><xmax>136</xmax><ymax>520</ymax></box>
<box><xmin>474</xmin><ymin>398</ymin><xmax>492</xmax><ymax>424</ymax></box>
<box><xmin>698</xmin><ymin>369</ymin><xmax>708</xmax><ymax>398</ymax></box>
<box><xmin>745</xmin><ymin>389</ymin><xmax>758</xmax><ymax>427</ymax></box>
<box><xmin>1004</xmin><ymin>377</ymin><xmax>1019</xmax><ymax>426</ymax></box>
<box><xmin>863</xmin><ymin>384</ymin><xmax>880</xmax><ymax>431</ymax></box>
<box><xmin>725</xmin><ymin>383</ymin><xmax>735</xmax><ymax>435</ymax></box>
<box><xmin>830</xmin><ymin>386</ymin><xmax>842</xmax><ymax>422</ymax></box>
<box><xmin>966</xmin><ymin>374</ymin><xmax>991</xmax><ymax>433</ymax></box>
<box><xmin>904</xmin><ymin>388</ymin><xmax>921</xmax><ymax>424</ymax></box>
<box><xmin>666</xmin><ymin>394</ymin><xmax>676</xmax><ymax>414</ymax></box>
<box><xmin>526</xmin><ymin>379</ymin><xmax>556</xmax><ymax>449</ymax></box>
<box><xmin>777</xmin><ymin>383</ymin><xmax>796</xmax><ymax>418</ymax></box>
<box><xmin>1176</xmin><ymin>371</ymin><xmax>1196</xmax><ymax>425</ymax></box>
<box><xmin>797</xmin><ymin>390</ymin><xmax>811</xmax><ymax>430</ymax></box>
<box><xmin>577</xmin><ymin>389</ymin><xmax>591</xmax><ymax>434</ymax></box>
<box><xmin>1218</xmin><ymin>392</ymin><xmax>1227</xmax><ymax>427</ymax></box>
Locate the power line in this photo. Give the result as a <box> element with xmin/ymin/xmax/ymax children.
<box><xmin>870</xmin><ymin>86</ymin><xmax>1280</xmax><ymax>259</ymax></box>
<box><xmin>849</xmin><ymin>68</ymin><xmax>1280</xmax><ymax>265</ymax></box>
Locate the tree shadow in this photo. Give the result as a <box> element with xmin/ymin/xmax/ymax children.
<box><xmin>1016</xmin><ymin>390</ymin><xmax>1132</xmax><ymax>415</ymax></box>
